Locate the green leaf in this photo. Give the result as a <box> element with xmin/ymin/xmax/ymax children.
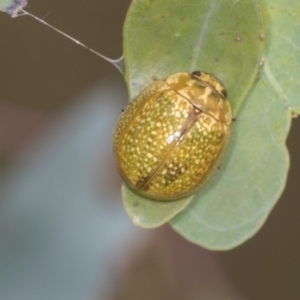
<box><xmin>122</xmin><ymin>0</ymin><xmax>266</xmax><ymax>231</ymax></box>
<box><xmin>262</xmin><ymin>0</ymin><xmax>300</xmax><ymax>114</ymax></box>
<box><xmin>124</xmin><ymin>0</ymin><xmax>265</xmax><ymax>113</ymax></box>
<box><xmin>0</xmin><ymin>0</ymin><xmax>27</xmax><ymax>16</ymax></box>
<box><xmin>122</xmin><ymin>183</ymin><xmax>193</xmax><ymax>228</ymax></box>
<box><xmin>171</xmin><ymin>69</ymin><xmax>290</xmax><ymax>250</ymax></box>
<box><xmin>170</xmin><ymin>0</ymin><xmax>299</xmax><ymax>249</ymax></box>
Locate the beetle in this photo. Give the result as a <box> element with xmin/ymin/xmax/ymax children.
<box><xmin>113</xmin><ymin>71</ymin><xmax>232</xmax><ymax>201</ymax></box>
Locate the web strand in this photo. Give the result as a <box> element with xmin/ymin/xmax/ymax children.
<box><xmin>19</xmin><ymin>9</ymin><xmax>124</xmax><ymax>75</ymax></box>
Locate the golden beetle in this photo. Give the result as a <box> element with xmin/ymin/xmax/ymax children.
<box><xmin>113</xmin><ymin>71</ymin><xmax>232</xmax><ymax>201</ymax></box>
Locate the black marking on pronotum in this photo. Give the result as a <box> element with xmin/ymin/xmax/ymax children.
<box><xmin>191</xmin><ymin>71</ymin><xmax>201</xmax><ymax>77</ymax></box>
<box><xmin>221</xmin><ymin>89</ymin><xmax>227</xmax><ymax>98</ymax></box>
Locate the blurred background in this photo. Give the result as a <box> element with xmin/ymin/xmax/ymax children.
<box><xmin>0</xmin><ymin>0</ymin><xmax>299</xmax><ymax>299</ymax></box>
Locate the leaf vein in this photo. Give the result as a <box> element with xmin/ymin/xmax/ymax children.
<box><xmin>263</xmin><ymin>59</ymin><xmax>290</xmax><ymax>110</ymax></box>
<box><xmin>190</xmin><ymin>0</ymin><xmax>217</xmax><ymax>71</ymax></box>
